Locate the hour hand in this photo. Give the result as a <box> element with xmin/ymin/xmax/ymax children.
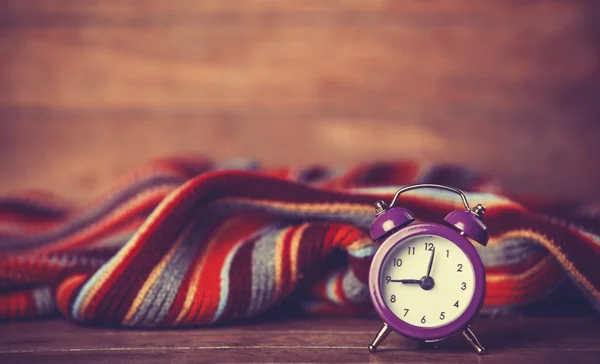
<box><xmin>390</xmin><ymin>279</ymin><xmax>421</xmax><ymax>284</ymax></box>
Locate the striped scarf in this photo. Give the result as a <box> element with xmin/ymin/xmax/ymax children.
<box><xmin>1</xmin><ymin>156</ymin><xmax>598</xmax><ymax>326</ymax></box>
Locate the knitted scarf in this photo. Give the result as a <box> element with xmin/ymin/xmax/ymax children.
<box><xmin>1</xmin><ymin>156</ymin><xmax>598</xmax><ymax>326</ymax></box>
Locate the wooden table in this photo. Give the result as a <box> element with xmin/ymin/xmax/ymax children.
<box><xmin>1</xmin><ymin>316</ymin><xmax>598</xmax><ymax>363</ymax></box>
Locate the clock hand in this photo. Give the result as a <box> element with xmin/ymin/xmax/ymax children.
<box><xmin>389</xmin><ymin>279</ymin><xmax>421</xmax><ymax>284</ymax></box>
<box><xmin>426</xmin><ymin>247</ymin><xmax>435</xmax><ymax>277</ymax></box>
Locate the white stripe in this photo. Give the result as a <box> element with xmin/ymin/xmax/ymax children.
<box><xmin>326</xmin><ymin>272</ymin><xmax>342</xmax><ymax>304</ymax></box>
<box><xmin>33</xmin><ymin>287</ymin><xmax>55</xmax><ymax>315</ymax></box>
<box><xmin>341</xmin><ymin>270</ymin><xmax>369</xmax><ymax>303</ymax></box>
<box><xmin>72</xmin><ymin>255</ymin><xmax>121</xmax><ymax>321</ymax></box>
<box><xmin>580</xmin><ymin>230</ymin><xmax>600</xmax><ymax>246</ymax></box>
<box><xmin>247</xmin><ymin>228</ymin><xmax>279</xmax><ymax>317</ymax></box>
<box><xmin>348</xmin><ymin>245</ymin><xmax>377</xmax><ymax>258</ymax></box>
<box><xmin>210</xmin><ymin>226</ymin><xmax>281</xmax><ymax>324</ymax></box>
<box><xmin>210</xmin><ymin>241</ymin><xmax>246</xmax><ymax>323</ymax></box>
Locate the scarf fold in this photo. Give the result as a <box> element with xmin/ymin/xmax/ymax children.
<box><xmin>1</xmin><ymin>156</ymin><xmax>598</xmax><ymax>326</ymax></box>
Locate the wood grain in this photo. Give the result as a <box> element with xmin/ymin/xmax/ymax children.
<box><xmin>0</xmin><ymin>0</ymin><xmax>599</xmax><ymax>202</ymax></box>
<box><xmin>0</xmin><ymin>316</ymin><xmax>599</xmax><ymax>363</ymax></box>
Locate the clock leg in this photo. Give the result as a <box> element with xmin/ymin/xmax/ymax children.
<box><xmin>462</xmin><ymin>327</ymin><xmax>486</xmax><ymax>355</ymax></box>
<box><xmin>368</xmin><ymin>323</ymin><xmax>392</xmax><ymax>352</ymax></box>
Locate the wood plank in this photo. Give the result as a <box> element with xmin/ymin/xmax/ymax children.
<box><xmin>0</xmin><ymin>317</ymin><xmax>599</xmax><ymax>363</ymax></box>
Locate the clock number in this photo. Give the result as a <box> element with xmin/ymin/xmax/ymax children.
<box><xmin>446</xmin><ymin>249</ymin><xmax>450</xmax><ymax>258</ymax></box>
<box><xmin>390</xmin><ymin>295</ymin><xmax>396</xmax><ymax>303</ymax></box>
<box><xmin>461</xmin><ymin>282</ymin><xmax>467</xmax><ymax>290</ymax></box>
<box><xmin>403</xmin><ymin>309</ymin><xmax>409</xmax><ymax>317</ymax></box>
<box><xmin>407</xmin><ymin>247</ymin><xmax>415</xmax><ymax>255</ymax></box>
<box><xmin>457</xmin><ymin>263</ymin><xmax>463</xmax><ymax>272</ymax></box>
<box><xmin>421</xmin><ymin>316</ymin><xmax>426</xmax><ymax>324</ymax></box>
<box><xmin>386</xmin><ymin>276</ymin><xmax>391</xmax><ymax>284</ymax></box>
<box><xmin>393</xmin><ymin>258</ymin><xmax>403</xmax><ymax>267</ymax></box>
<box><xmin>424</xmin><ymin>242</ymin><xmax>434</xmax><ymax>251</ymax></box>
<box><xmin>440</xmin><ymin>312</ymin><xmax>445</xmax><ymax>320</ymax></box>
<box><xmin>454</xmin><ymin>300</ymin><xmax>459</xmax><ymax>308</ymax></box>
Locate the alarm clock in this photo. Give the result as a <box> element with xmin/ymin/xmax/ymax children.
<box><xmin>367</xmin><ymin>184</ymin><xmax>489</xmax><ymax>355</ymax></box>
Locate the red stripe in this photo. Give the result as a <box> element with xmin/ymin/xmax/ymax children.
<box><xmin>157</xmin><ymin>223</ymin><xmax>222</xmax><ymax>326</ymax></box>
<box><xmin>276</xmin><ymin>227</ymin><xmax>295</xmax><ymax>301</ymax></box>
<box><xmin>485</xmin><ymin>250</ymin><xmax>550</xmax><ymax>275</ymax></box>
<box><xmin>41</xmin><ymin>189</ymin><xmax>169</xmax><ymax>254</ymax></box>
<box><xmin>221</xmin><ymin>237</ymin><xmax>257</xmax><ymax>320</ymax></box>
<box><xmin>56</xmin><ymin>274</ymin><xmax>89</xmax><ymax>320</ymax></box>
<box><xmin>486</xmin><ymin>259</ymin><xmax>565</xmax><ymax>306</ymax></box>
<box><xmin>191</xmin><ymin>215</ymin><xmax>273</xmax><ymax>323</ymax></box>
<box><xmin>486</xmin><ymin>210</ymin><xmax>600</xmax><ymax>292</ymax></box>
<box><xmin>296</xmin><ymin>224</ymin><xmax>329</xmax><ymax>283</ymax></box>
<box><xmin>334</xmin><ymin>271</ymin><xmax>346</xmax><ymax>304</ymax></box>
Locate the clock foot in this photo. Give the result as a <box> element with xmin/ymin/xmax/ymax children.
<box><xmin>368</xmin><ymin>323</ymin><xmax>392</xmax><ymax>352</ymax></box>
<box><xmin>462</xmin><ymin>327</ymin><xmax>486</xmax><ymax>355</ymax></box>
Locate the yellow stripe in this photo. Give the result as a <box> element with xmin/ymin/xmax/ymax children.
<box><xmin>122</xmin><ymin>225</ymin><xmax>189</xmax><ymax>325</ymax></box>
<box><xmin>173</xmin><ymin>217</ymin><xmax>241</xmax><ymax>325</ymax></box>
<box><xmin>496</xmin><ymin>229</ymin><xmax>600</xmax><ymax>301</ymax></box>
<box><xmin>347</xmin><ymin>237</ymin><xmax>375</xmax><ymax>251</ymax></box>
<box><xmin>289</xmin><ymin>224</ymin><xmax>309</xmax><ymax>285</ymax></box>
<box><xmin>272</xmin><ymin>229</ymin><xmax>288</xmax><ymax>300</ymax></box>
<box><xmin>76</xmin><ymin>225</ymin><xmax>150</xmax><ymax>319</ymax></box>
<box><xmin>74</xmin><ymin>187</ymin><xmax>182</xmax><ymax>319</ymax></box>
<box><xmin>227</xmin><ymin>199</ymin><xmax>373</xmax><ymax>216</ymax></box>
<box><xmin>41</xmin><ymin>186</ymin><xmax>173</xmax><ymax>255</ymax></box>
<box><xmin>487</xmin><ymin>254</ymin><xmax>555</xmax><ymax>282</ymax></box>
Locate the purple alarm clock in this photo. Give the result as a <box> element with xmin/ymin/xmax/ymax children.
<box><xmin>367</xmin><ymin>184</ymin><xmax>488</xmax><ymax>355</ymax></box>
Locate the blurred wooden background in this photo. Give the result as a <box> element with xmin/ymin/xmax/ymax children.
<box><xmin>0</xmin><ymin>0</ymin><xmax>599</xmax><ymax>203</ymax></box>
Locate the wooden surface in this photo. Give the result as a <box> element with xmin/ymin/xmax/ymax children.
<box><xmin>0</xmin><ymin>316</ymin><xmax>599</xmax><ymax>363</ymax></box>
<box><xmin>1</xmin><ymin>0</ymin><xmax>600</xmax><ymax>202</ymax></box>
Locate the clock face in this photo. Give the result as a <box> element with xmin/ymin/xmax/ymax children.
<box><xmin>379</xmin><ymin>234</ymin><xmax>476</xmax><ymax>328</ymax></box>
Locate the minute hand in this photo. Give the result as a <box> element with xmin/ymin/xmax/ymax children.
<box><xmin>426</xmin><ymin>247</ymin><xmax>435</xmax><ymax>277</ymax></box>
